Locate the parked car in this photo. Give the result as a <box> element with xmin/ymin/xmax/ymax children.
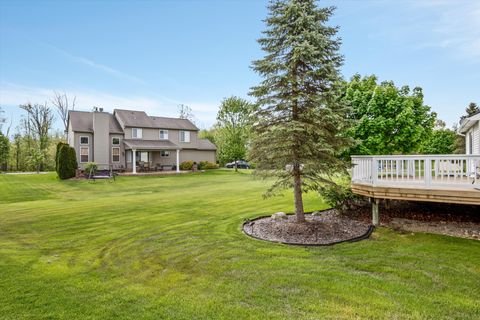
<box><xmin>225</xmin><ymin>160</ymin><xmax>250</xmax><ymax>169</ymax></box>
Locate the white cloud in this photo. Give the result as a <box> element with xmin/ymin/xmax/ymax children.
<box><xmin>44</xmin><ymin>44</ymin><xmax>149</xmax><ymax>86</ymax></box>
<box><xmin>409</xmin><ymin>1</ymin><xmax>480</xmax><ymax>60</ymax></box>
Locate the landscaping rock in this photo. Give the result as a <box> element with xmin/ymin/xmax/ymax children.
<box><xmin>271</xmin><ymin>212</ymin><xmax>288</xmax><ymax>220</ymax></box>
<box><xmin>311</xmin><ymin>211</ymin><xmax>322</xmax><ymax>216</ymax></box>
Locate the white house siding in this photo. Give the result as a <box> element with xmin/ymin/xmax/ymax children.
<box><xmin>474</xmin><ymin>122</ymin><xmax>480</xmax><ymax>155</ymax></box>
<box><xmin>466</xmin><ymin>121</ymin><xmax>480</xmax><ymax>155</ymax></box>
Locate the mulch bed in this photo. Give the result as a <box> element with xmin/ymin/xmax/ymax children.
<box><xmin>343</xmin><ymin>200</ymin><xmax>480</xmax><ymax>240</ymax></box>
<box><xmin>243</xmin><ymin>210</ymin><xmax>372</xmax><ymax>245</ymax></box>
<box><xmin>345</xmin><ymin>200</ymin><xmax>480</xmax><ymax>224</ymax></box>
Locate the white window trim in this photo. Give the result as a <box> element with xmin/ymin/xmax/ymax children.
<box><xmin>161</xmin><ymin>150</ymin><xmax>170</xmax><ymax>157</ymax></box>
<box><xmin>112</xmin><ymin>137</ymin><xmax>120</xmax><ymax>145</ymax></box>
<box><xmin>159</xmin><ymin>129</ymin><xmax>169</xmax><ymax>140</ymax></box>
<box><xmin>80</xmin><ymin>136</ymin><xmax>89</xmax><ymax>145</ymax></box>
<box><xmin>132</xmin><ymin>128</ymin><xmax>143</xmax><ymax>139</ymax></box>
<box><xmin>180</xmin><ymin>130</ymin><xmax>190</xmax><ymax>143</ymax></box>
<box><xmin>112</xmin><ymin>147</ymin><xmax>120</xmax><ymax>163</ymax></box>
<box><xmin>80</xmin><ymin>146</ymin><xmax>89</xmax><ymax>163</ymax></box>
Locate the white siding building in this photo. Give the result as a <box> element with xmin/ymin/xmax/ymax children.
<box><xmin>459</xmin><ymin>113</ymin><xmax>480</xmax><ymax>155</ymax></box>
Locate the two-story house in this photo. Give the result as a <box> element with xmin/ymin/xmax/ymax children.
<box><xmin>67</xmin><ymin>108</ymin><xmax>216</xmax><ymax>173</ymax></box>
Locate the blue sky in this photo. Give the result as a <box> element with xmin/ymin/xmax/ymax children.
<box><xmin>1</xmin><ymin>0</ymin><xmax>479</xmax><ymax>133</ymax></box>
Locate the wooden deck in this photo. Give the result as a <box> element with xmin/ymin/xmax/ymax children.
<box><xmin>351</xmin><ymin>155</ymin><xmax>480</xmax><ymax>224</ymax></box>
<box><xmin>351</xmin><ymin>182</ymin><xmax>480</xmax><ymax>205</ymax></box>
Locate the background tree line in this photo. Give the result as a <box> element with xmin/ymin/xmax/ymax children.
<box><xmin>0</xmin><ymin>92</ymin><xmax>74</xmax><ymax>172</ymax></box>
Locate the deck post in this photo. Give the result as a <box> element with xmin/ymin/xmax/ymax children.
<box><xmin>372</xmin><ymin>198</ymin><xmax>379</xmax><ymax>226</ymax></box>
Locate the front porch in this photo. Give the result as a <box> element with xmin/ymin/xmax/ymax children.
<box><xmin>351</xmin><ymin>155</ymin><xmax>480</xmax><ymax>225</ymax></box>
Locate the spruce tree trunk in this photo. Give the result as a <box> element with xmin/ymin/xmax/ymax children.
<box><xmin>293</xmin><ymin>166</ymin><xmax>305</xmax><ymax>222</ymax></box>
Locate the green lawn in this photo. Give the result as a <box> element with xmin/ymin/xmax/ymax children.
<box><xmin>0</xmin><ymin>170</ymin><xmax>479</xmax><ymax>320</ymax></box>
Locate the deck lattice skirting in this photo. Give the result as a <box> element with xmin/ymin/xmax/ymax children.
<box><xmin>351</xmin><ymin>155</ymin><xmax>480</xmax><ymax>224</ymax></box>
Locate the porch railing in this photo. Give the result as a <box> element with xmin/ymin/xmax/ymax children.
<box><xmin>351</xmin><ymin>155</ymin><xmax>480</xmax><ymax>188</ymax></box>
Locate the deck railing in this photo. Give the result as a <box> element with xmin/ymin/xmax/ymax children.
<box><xmin>351</xmin><ymin>155</ymin><xmax>480</xmax><ymax>188</ymax></box>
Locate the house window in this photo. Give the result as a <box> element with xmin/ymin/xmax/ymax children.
<box><xmin>180</xmin><ymin>131</ymin><xmax>190</xmax><ymax>142</ymax></box>
<box><xmin>112</xmin><ymin>147</ymin><xmax>120</xmax><ymax>162</ymax></box>
<box><xmin>159</xmin><ymin>129</ymin><xmax>169</xmax><ymax>140</ymax></box>
<box><xmin>80</xmin><ymin>136</ymin><xmax>89</xmax><ymax>145</ymax></box>
<box><xmin>136</xmin><ymin>151</ymin><xmax>148</xmax><ymax>162</ymax></box>
<box><xmin>80</xmin><ymin>147</ymin><xmax>89</xmax><ymax>163</ymax></box>
<box><xmin>161</xmin><ymin>151</ymin><xmax>170</xmax><ymax>157</ymax></box>
<box><xmin>132</xmin><ymin>128</ymin><xmax>142</xmax><ymax>139</ymax></box>
<box><xmin>126</xmin><ymin>150</ymin><xmax>132</xmax><ymax>163</ymax></box>
<box><xmin>112</xmin><ymin>137</ymin><xmax>120</xmax><ymax>145</ymax></box>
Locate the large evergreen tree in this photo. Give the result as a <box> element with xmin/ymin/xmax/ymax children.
<box><xmin>250</xmin><ymin>0</ymin><xmax>351</xmax><ymax>223</ymax></box>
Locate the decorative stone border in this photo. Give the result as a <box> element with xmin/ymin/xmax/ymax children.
<box><xmin>242</xmin><ymin>209</ymin><xmax>374</xmax><ymax>246</ymax></box>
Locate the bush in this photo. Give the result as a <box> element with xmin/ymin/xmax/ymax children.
<box><xmin>179</xmin><ymin>160</ymin><xmax>194</xmax><ymax>170</ymax></box>
<box><xmin>198</xmin><ymin>161</ymin><xmax>219</xmax><ymax>170</ymax></box>
<box><xmin>84</xmin><ymin>162</ymin><xmax>98</xmax><ymax>175</ymax></box>
<box><xmin>319</xmin><ymin>175</ymin><xmax>366</xmax><ymax>212</ymax></box>
<box><xmin>57</xmin><ymin>145</ymin><xmax>78</xmax><ymax>179</ymax></box>
<box><xmin>55</xmin><ymin>142</ymin><xmax>67</xmax><ymax>173</ymax></box>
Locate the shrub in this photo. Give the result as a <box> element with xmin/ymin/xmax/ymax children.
<box><xmin>179</xmin><ymin>160</ymin><xmax>194</xmax><ymax>170</ymax></box>
<box><xmin>84</xmin><ymin>162</ymin><xmax>98</xmax><ymax>175</ymax></box>
<box><xmin>198</xmin><ymin>161</ymin><xmax>219</xmax><ymax>170</ymax></box>
<box><xmin>319</xmin><ymin>175</ymin><xmax>366</xmax><ymax>213</ymax></box>
<box><xmin>57</xmin><ymin>145</ymin><xmax>78</xmax><ymax>179</ymax></box>
<box><xmin>55</xmin><ymin>142</ymin><xmax>67</xmax><ymax>173</ymax></box>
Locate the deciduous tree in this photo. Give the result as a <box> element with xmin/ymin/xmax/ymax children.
<box><xmin>215</xmin><ymin>96</ymin><xmax>256</xmax><ymax>170</ymax></box>
<box><xmin>20</xmin><ymin>103</ymin><xmax>54</xmax><ymax>171</ymax></box>
<box><xmin>342</xmin><ymin>74</ymin><xmax>436</xmax><ymax>156</ymax></box>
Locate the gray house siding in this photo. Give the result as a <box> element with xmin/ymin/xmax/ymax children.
<box><xmin>123</xmin><ymin>127</ymin><xmax>199</xmax><ymax>149</ymax></box>
<box><xmin>68</xmin><ymin>109</ymin><xmax>216</xmax><ymax>171</ymax></box>
<box><xmin>109</xmin><ymin>134</ymin><xmax>125</xmax><ymax>168</ymax></box>
<box><xmin>180</xmin><ymin>150</ymin><xmax>216</xmax><ymax>163</ymax></box>
<box><xmin>93</xmin><ymin>112</ymin><xmax>111</xmax><ymax>169</ymax></box>
<box><xmin>73</xmin><ymin>132</ymin><xmax>93</xmax><ymax>169</ymax></box>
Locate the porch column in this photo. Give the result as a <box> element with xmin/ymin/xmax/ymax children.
<box><xmin>176</xmin><ymin>149</ymin><xmax>180</xmax><ymax>173</ymax></box>
<box><xmin>132</xmin><ymin>149</ymin><xmax>137</xmax><ymax>174</ymax></box>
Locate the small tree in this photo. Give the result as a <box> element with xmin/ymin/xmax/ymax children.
<box><xmin>0</xmin><ymin>132</ymin><xmax>9</xmax><ymax>171</ymax></box>
<box><xmin>51</xmin><ymin>91</ymin><xmax>76</xmax><ymax>135</ymax></box>
<box><xmin>57</xmin><ymin>145</ymin><xmax>77</xmax><ymax>179</ymax></box>
<box><xmin>215</xmin><ymin>96</ymin><xmax>256</xmax><ymax>171</ymax></box>
<box><xmin>27</xmin><ymin>149</ymin><xmax>45</xmax><ymax>174</ymax></box>
<box><xmin>178</xmin><ymin>104</ymin><xmax>196</xmax><ymax>124</ymax></box>
<box><xmin>250</xmin><ymin>0</ymin><xmax>351</xmax><ymax>223</ymax></box>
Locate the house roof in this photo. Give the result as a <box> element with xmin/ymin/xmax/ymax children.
<box><xmin>114</xmin><ymin>109</ymin><xmax>198</xmax><ymax>130</ymax></box>
<box><xmin>123</xmin><ymin>139</ymin><xmax>180</xmax><ymax>150</ymax></box>
<box><xmin>459</xmin><ymin>113</ymin><xmax>480</xmax><ymax>133</ymax></box>
<box><xmin>195</xmin><ymin>139</ymin><xmax>217</xmax><ymax>151</ymax></box>
<box><xmin>69</xmin><ymin>111</ymin><xmax>123</xmax><ymax>134</ymax></box>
